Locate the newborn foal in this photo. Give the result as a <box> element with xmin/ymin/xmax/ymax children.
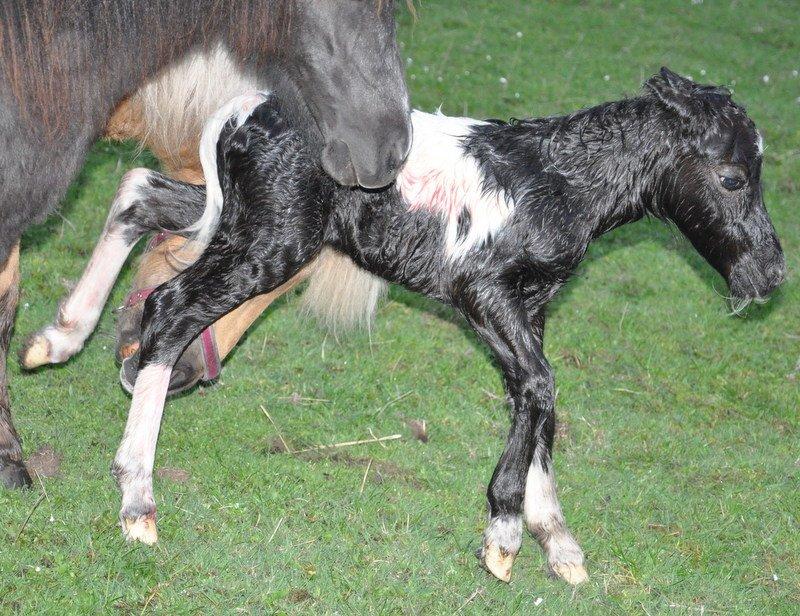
<box><xmin>111</xmin><ymin>69</ymin><xmax>784</xmax><ymax>583</ymax></box>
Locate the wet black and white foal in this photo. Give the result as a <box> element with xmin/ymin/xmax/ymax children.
<box><xmin>79</xmin><ymin>69</ymin><xmax>785</xmax><ymax>583</ymax></box>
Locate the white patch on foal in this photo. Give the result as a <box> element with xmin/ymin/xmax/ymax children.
<box><xmin>397</xmin><ymin>111</ymin><xmax>515</xmax><ymax>260</ymax></box>
<box><xmin>524</xmin><ymin>448</ymin><xmax>587</xmax><ymax>584</ymax></box>
<box><xmin>187</xmin><ymin>91</ymin><xmax>270</xmax><ymax>247</ymax></box>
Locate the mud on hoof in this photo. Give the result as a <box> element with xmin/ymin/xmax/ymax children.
<box><xmin>121</xmin><ymin>512</ymin><xmax>159</xmax><ymax>544</ymax></box>
<box><xmin>119</xmin><ymin>344</ymin><xmax>205</xmax><ymax>397</ymax></box>
<box><xmin>477</xmin><ymin>516</ymin><xmax>523</xmax><ymax>583</ymax></box>
<box><xmin>0</xmin><ymin>456</ymin><xmax>32</xmax><ymax>489</ymax></box>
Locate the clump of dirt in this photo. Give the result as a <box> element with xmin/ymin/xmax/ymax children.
<box><xmin>288</xmin><ymin>589</ymin><xmax>312</xmax><ymax>604</ymax></box>
<box><xmin>26</xmin><ymin>445</ymin><xmax>63</xmax><ymax>478</ymax></box>
<box><xmin>156</xmin><ymin>467</ymin><xmax>191</xmax><ymax>483</ymax></box>
<box><xmin>265</xmin><ymin>436</ymin><xmax>290</xmax><ymax>454</ymax></box>
<box><xmin>407</xmin><ymin>419</ymin><xmax>429</xmax><ymax>443</ymax></box>
<box><xmin>323</xmin><ymin>453</ymin><xmax>424</xmax><ymax>489</ymax></box>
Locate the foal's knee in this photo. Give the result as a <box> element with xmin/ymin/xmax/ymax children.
<box><xmin>111</xmin><ymin>169</ymin><xmax>152</xmax><ymax>221</ymax></box>
<box><xmin>516</xmin><ymin>369</ymin><xmax>555</xmax><ymax>417</ymax></box>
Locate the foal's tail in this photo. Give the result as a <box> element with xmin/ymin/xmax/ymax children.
<box><xmin>186</xmin><ymin>92</ymin><xmax>386</xmax><ymax>330</ymax></box>
<box><xmin>184</xmin><ymin>92</ymin><xmax>269</xmax><ymax>247</ymax></box>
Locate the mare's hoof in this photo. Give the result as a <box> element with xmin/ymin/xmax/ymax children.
<box><xmin>477</xmin><ymin>542</ymin><xmax>516</xmax><ymax>583</ymax></box>
<box><xmin>118</xmin><ymin>341</ymin><xmax>139</xmax><ymax>361</ymax></box>
<box><xmin>0</xmin><ymin>457</ymin><xmax>33</xmax><ymax>489</ymax></box>
<box><xmin>121</xmin><ymin>514</ymin><xmax>159</xmax><ymax>544</ymax></box>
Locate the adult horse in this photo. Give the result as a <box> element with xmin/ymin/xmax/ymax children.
<box><xmin>0</xmin><ymin>0</ymin><xmax>411</xmax><ymax>488</ymax></box>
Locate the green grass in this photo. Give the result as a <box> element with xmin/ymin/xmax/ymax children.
<box><xmin>1</xmin><ymin>0</ymin><xmax>798</xmax><ymax>613</ymax></box>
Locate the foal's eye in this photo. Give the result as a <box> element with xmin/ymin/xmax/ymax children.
<box><xmin>719</xmin><ymin>175</ymin><xmax>746</xmax><ymax>191</ymax></box>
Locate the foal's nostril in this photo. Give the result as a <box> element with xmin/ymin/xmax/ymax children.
<box><xmin>768</xmin><ymin>262</ymin><xmax>786</xmax><ymax>286</ymax></box>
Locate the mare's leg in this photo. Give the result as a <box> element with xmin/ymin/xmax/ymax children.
<box><xmin>20</xmin><ymin>171</ymin><xmax>205</xmax><ymax>369</ymax></box>
<box><xmin>522</xmin><ymin>315</ymin><xmax>586</xmax><ymax>584</ymax></box>
<box><xmin>114</xmin><ymin>234</ymin><xmax>322</xmax><ymax>542</ymax></box>
<box><xmin>0</xmin><ymin>243</ymin><xmax>31</xmax><ymax>488</ymax></box>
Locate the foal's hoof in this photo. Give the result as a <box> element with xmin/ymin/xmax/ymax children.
<box><xmin>0</xmin><ymin>457</ymin><xmax>33</xmax><ymax>489</ymax></box>
<box><xmin>478</xmin><ymin>542</ymin><xmax>517</xmax><ymax>583</ymax></box>
<box><xmin>549</xmin><ymin>561</ymin><xmax>588</xmax><ymax>585</ymax></box>
<box><xmin>544</xmin><ymin>534</ymin><xmax>588</xmax><ymax>585</ymax></box>
<box><xmin>121</xmin><ymin>514</ymin><xmax>159</xmax><ymax>545</ymax></box>
<box><xmin>19</xmin><ymin>333</ymin><xmax>51</xmax><ymax>369</ymax></box>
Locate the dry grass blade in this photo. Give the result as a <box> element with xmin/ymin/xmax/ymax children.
<box><xmin>359</xmin><ymin>459</ymin><xmax>373</xmax><ymax>495</ymax></box>
<box><xmin>259</xmin><ymin>404</ymin><xmax>292</xmax><ymax>453</ymax></box>
<box><xmin>292</xmin><ymin>433</ymin><xmax>402</xmax><ymax>454</ymax></box>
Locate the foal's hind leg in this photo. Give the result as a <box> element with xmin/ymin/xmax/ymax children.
<box><xmin>114</xmin><ymin>236</ymin><xmax>323</xmax><ymax>543</ymax></box>
<box><xmin>465</xmin><ymin>299</ymin><xmax>584</xmax><ymax>583</ymax></box>
<box><xmin>524</xmin><ymin>441</ymin><xmax>587</xmax><ymax>584</ymax></box>
<box><xmin>20</xmin><ymin>170</ymin><xmax>205</xmax><ymax>369</ymax></box>
<box><xmin>523</xmin><ymin>314</ymin><xmax>586</xmax><ymax>584</ymax></box>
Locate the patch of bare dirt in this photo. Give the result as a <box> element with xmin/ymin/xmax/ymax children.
<box><xmin>26</xmin><ymin>445</ymin><xmax>63</xmax><ymax>478</ymax></box>
<box><xmin>156</xmin><ymin>467</ymin><xmax>190</xmax><ymax>483</ymax></box>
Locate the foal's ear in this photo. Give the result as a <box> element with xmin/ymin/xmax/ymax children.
<box><xmin>645</xmin><ymin>67</ymin><xmax>697</xmax><ymax>119</ymax></box>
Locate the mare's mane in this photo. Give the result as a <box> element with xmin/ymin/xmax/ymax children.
<box><xmin>0</xmin><ymin>0</ymin><xmax>295</xmax><ymax>134</ymax></box>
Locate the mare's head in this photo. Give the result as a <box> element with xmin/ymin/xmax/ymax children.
<box><xmin>646</xmin><ymin>68</ymin><xmax>785</xmax><ymax>309</ymax></box>
<box><xmin>283</xmin><ymin>0</ymin><xmax>411</xmax><ymax>188</ymax></box>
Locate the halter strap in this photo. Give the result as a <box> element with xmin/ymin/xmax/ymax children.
<box><xmin>121</xmin><ymin>232</ymin><xmax>221</xmax><ymax>381</ymax></box>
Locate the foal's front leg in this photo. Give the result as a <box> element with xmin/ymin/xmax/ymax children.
<box><xmin>20</xmin><ymin>170</ymin><xmax>205</xmax><ymax>369</ymax></box>
<box><xmin>468</xmin><ymin>301</ymin><xmax>584</xmax><ymax>583</ymax></box>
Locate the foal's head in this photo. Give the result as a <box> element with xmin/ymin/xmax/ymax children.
<box><xmin>646</xmin><ymin>68</ymin><xmax>785</xmax><ymax>307</ymax></box>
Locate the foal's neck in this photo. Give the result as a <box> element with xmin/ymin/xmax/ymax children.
<box><xmin>473</xmin><ymin>97</ymin><xmax>670</xmax><ymax>238</ymax></box>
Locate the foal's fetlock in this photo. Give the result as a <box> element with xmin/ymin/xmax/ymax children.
<box><xmin>478</xmin><ymin>515</ymin><xmax>523</xmax><ymax>582</ymax></box>
<box><xmin>20</xmin><ymin>310</ymin><xmax>87</xmax><ymax>369</ymax></box>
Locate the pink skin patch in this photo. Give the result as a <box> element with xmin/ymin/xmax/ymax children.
<box><xmin>396</xmin><ymin>111</ymin><xmax>514</xmax><ymax>259</ymax></box>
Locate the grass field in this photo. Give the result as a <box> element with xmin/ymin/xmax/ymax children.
<box><xmin>1</xmin><ymin>0</ymin><xmax>798</xmax><ymax>613</ymax></box>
